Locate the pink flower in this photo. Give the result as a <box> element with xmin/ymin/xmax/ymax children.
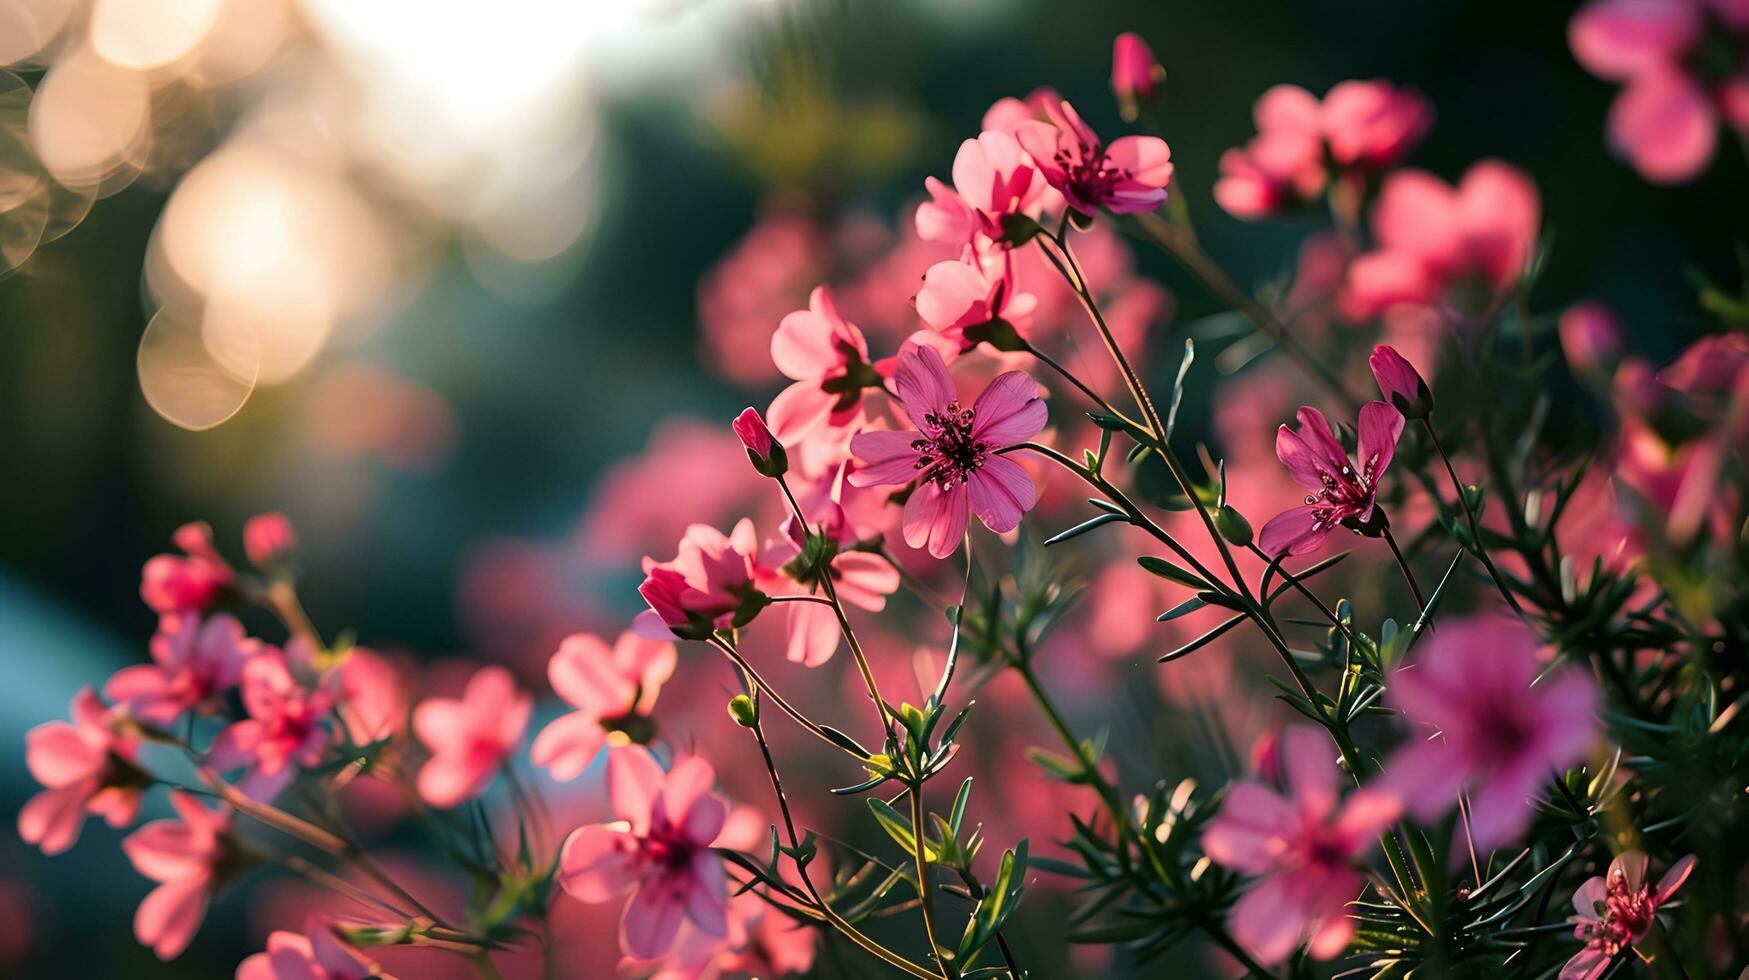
<box><xmin>1559</xmin><ymin>300</ymin><xmax>1624</xmax><ymax>376</ymax></box>
<box><xmin>732</xmin><ymin>406</ymin><xmax>788</xmax><ymax>478</ymax></box>
<box><xmin>1569</xmin><ymin>0</ymin><xmax>1747</xmax><ymax>183</ymax></box>
<box><xmin>1016</xmin><ymin>99</ymin><xmax>1174</xmax><ymax>216</ymax></box>
<box><xmin>1215</xmin><ymin>85</ymin><xmax>1327</xmax><ymax>219</ymax></box>
<box><xmin>765</xmin><ymin>287</ymin><xmax>876</xmax><ymax>445</ymax></box>
<box><xmin>758</xmin><ymin>501</ymin><xmax>900</xmax><ymax>666</ymax></box>
<box><xmin>1258</xmin><ymin>403</ymin><xmax>1405</xmax><ymax>557</ymax></box>
<box><xmin>1202</xmin><ymin>726</ymin><xmax>1401</xmax><ymax>965</ymax></box>
<box><xmin>19</xmin><ymin>688</ymin><xmax>147</xmax><ymax>855</ymax></box>
<box><xmin>1368</xmin><ymin>344</ymin><xmax>1432</xmax><ymax>417</ymax></box>
<box><xmin>237</xmin><ymin>919</ymin><xmax>378</xmax><ymax>980</ymax></box>
<box><xmin>210</xmin><ymin>648</ymin><xmax>336</xmax><ymax>802</ymax></box>
<box><xmin>1321</xmin><ymin>79</ymin><xmax>1433</xmax><ymax>170</ymax></box>
<box><xmin>914</xmin><ymin>248</ymin><xmax>1037</xmax><ymax>348</ymax></box>
<box><xmin>332</xmin><ymin>646</ymin><xmax>408</xmax><ymax>746</ymax></box>
<box><xmin>412</xmin><ymin>665</ymin><xmax>532</xmax><ymax>808</ymax></box>
<box><xmin>140</xmin><ymin>522</ymin><xmax>234</xmax><ymax>615</ymax></box>
<box><xmin>635</xmin><ymin>520</ymin><xmax>767</xmax><ymax>639</ymax></box>
<box><xmin>947</xmin><ymin>130</ymin><xmax>1046</xmax><ymax>239</ymax></box>
<box><xmin>1382</xmin><ymin>617</ymin><xmax>1599</xmax><ymax>850</ymax></box>
<box><xmin>106</xmin><ymin>613</ymin><xmax>259</xmax><ymax>727</ymax></box>
<box><xmin>1340</xmin><ymin>161</ymin><xmax>1540</xmax><ymax>321</ymax></box>
<box><xmin>848</xmin><ymin>347</ymin><xmax>1047</xmax><ymax>558</ymax></box>
<box><xmin>532</xmin><ymin>631</ymin><xmax>677</xmax><ymax>781</ymax></box>
<box><xmin>243</xmin><ymin>512</ymin><xmax>298</xmax><ymax>568</ymax></box>
<box><xmin>558</xmin><ymin>746</ymin><xmax>730</xmax><ymax>960</ymax></box>
<box><xmin>122</xmin><ymin>791</ymin><xmax>233</xmax><ymax>960</ymax></box>
<box><xmin>1111</xmin><ymin>32</ymin><xmax>1166</xmax><ymax>120</ymax></box>
<box><xmin>1561</xmin><ymin>850</ymin><xmax>1696</xmax><ymax>980</ymax></box>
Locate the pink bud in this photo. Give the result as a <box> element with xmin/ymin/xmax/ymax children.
<box><xmin>243</xmin><ymin>512</ymin><xmax>298</xmax><ymax>567</ymax></box>
<box><xmin>732</xmin><ymin>407</ymin><xmax>787</xmax><ymax>477</ymax></box>
<box><xmin>1368</xmin><ymin>344</ymin><xmax>1432</xmax><ymax>417</ymax></box>
<box><xmin>1111</xmin><ymin>33</ymin><xmax>1165</xmax><ymax>120</ymax></box>
<box><xmin>1558</xmin><ymin>300</ymin><xmax>1622</xmax><ymax>376</ymax></box>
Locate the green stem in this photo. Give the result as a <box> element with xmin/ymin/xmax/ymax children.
<box><xmin>1422</xmin><ymin>419</ymin><xmax>1526</xmax><ymax>616</ymax></box>
<box><xmin>1382</xmin><ymin>527</ymin><xmax>1427</xmax><ymax>613</ymax></box>
<box><xmin>908</xmin><ymin>782</ymin><xmax>948</xmax><ymax>976</ymax></box>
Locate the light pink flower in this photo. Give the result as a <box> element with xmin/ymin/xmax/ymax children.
<box><xmin>1561</xmin><ymin>850</ymin><xmax>1696</xmax><ymax>980</ymax></box>
<box><xmin>766</xmin><ymin>287</ymin><xmax>876</xmax><ymax>444</ymax></box>
<box><xmin>1111</xmin><ymin>32</ymin><xmax>1166</xmax><ymax>120</ymax></box>
<box><xmin>210</xmin><ymin>648</ymin><xmax>336</xmax><ymax>802</ymax></box>
<box><xmin>122</xmin><ymin>791</ymin><xmax>232</xmax><ymax>960</ymax></box>
<box><xmin>848</xmin><ymin>347</ymin><xmax>1047</xmax><ymax>558</ymax></box>
<box><xmin>1340</xmin><ymin>161</ymin><xmax>1540</xmax><ymax>321</ymax></box>
<box><xmin>1215</xmin><ymin>85</ymin><xmax>1327</xmax><ymax>218</ymax></box>
<box><xmin>237</xmin><ymin>919</ymin><xmax>378</xmax><ymax>980</ymax></box>
<box><xmin>106</xmin><ymin>613</ymin><xmax>259</xmax><ymax>727</ymax></box>
<box><xmin>1321</xmin><ymin>79</ymin><xmax>1433</xmax><ymax>170</ymax></box>
<box><xmin>1016</xmin><ymin>99</ymin><xmax>1174</xmax><ymax>216</ymax></box>
<box><xmin>332</xmin><ymin>646</ymin><xmax>408</xmax><ymax>747</ymax></box>
<box><xmin>533</xmin><ymin>631</ymin><xmax>677</xmax><ymax>781</ymax></box>
<box><xmin>1258</xmin><ymin>403</ymin><xmax>1404</xmax><ymax>557</ymax></box>
<box><xmin>242</xmin><ymin>512</ymin><xmax>298</xmax><ymax>568</ymax></box>
<box><xmin>914</xmin><ymin>248</ymin><xmax>1037</xmax><ymax>349</ymax></box>
<box><xmin>1383</xmin><ymin>617</ymin><xmax>1599</xmax><ymax>850</ymax></box>
<box><xmin>947</xmin><ymin>130</ymin><xmax>1046</xmax><ymax>239</ymax></box>
<box><xmin>140</xmin><ymin>522</ymin><xmax>234</xmax><ymax>615</ymax></box>
<box><xmin>1203</xmin><ymin>726</ymin><xmax>1401</xmax><ymax>965</ymax></box>
<box><xmin>758</xmin><ymin>501</ymin><xmax>900</xmax><ymax>666</ymax></box>
<box><xmin>19</xmin><ymin>688</ymin><xmax>147</xmax><ymax>855</ymax></box>
<box><xmin>412</xmin><ymin>666</ymin><xmax>532</xmax><ymax>808</ymax></box>
<box><xmin>558</xmin><ymin>747</ymin><xmax>730</xmax><ymax>961</ymax></box>
<box><xmin>635</xmin><ymin>520</ymin><xmax>767</xmax><ymax>639</ymax></box>
<box><xmin>1569</xmin><ymin>0</ymin><xmax>1747</xmax><ymax>183</ymax></box>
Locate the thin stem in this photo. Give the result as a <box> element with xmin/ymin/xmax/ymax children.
<box><xmin>1423</xmin><ymin>419</ymin><xmax>1526</xmax><ymax>616</ymax></box>
<box><xmin>704</xmin><ymin>635</ymin><xmax>862</xmax><ymax>760</ymax></box>
<box><xmin>1381</xmin><ymin>527</ymin><xmax>1427</xmax><ymax>612</ymax></box>
<box><xmin>1019</xmin><ymin>337</ymin><xmax>1139</xmax><ymax>429</ymax></box>
<box><xmin>907</xmin><ymin>782</ymin><xmax>947</xmax><ymax>975</ymax></box>
<box><xmin>768</xmin><ymin>594</ymin><xmax>837</xmax><ymax>607</ymax></box>
<box><xmin>1247</xmin><ymin>544</ymin><xmax>1365</xmax><ymax>652</ymax></box>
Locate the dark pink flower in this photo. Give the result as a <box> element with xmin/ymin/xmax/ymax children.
<box><xmin>1383</xmin><ymin>617</ymin><xmax>1599</xmax><ymax>850</ymax></box>
<box><xmin>412</xmin><ymin>666</ymin><xmax>531</xmax><ymax>808</ymax></box>
<box><xmin>1561</xmin><ymin>850</ymin><xmax>1696</xmax><ymax>979</ymax></box>
<box><xmin>1203</xmin><ymin>726</ymin><xmax>1401</xmax><ymax>965</ymax></box>
<box><xmin>19</xmin><ymin>688</ymin><xmax>147</xmax><ymax>855</ymax></box>
<box><xmin>558</xmin><ymin>746</ymin><xmax>730</xmax><ymax>961</ymax></box>
<box><xmin>532</xmin><ymin>631</ymin><xmax>676</xmax><ymax>781</ymax></box>
<box><xmin>1321</xmin><ymin>79</ymin><xmax>1433</xmax><ymax>170</ymax></box>
<box><xmin>1559</xmin><ymin>300</ymin><xmax>1624</xmax><ymax>376</ymax></box>
<box><xmin>635</xmin><ymin>520</ymin><xmax>767</xmax><ymax>639</ymax></box>
<box><xmin>242</xmin><ymin>512</ymin><xmax>298</xmax><ymax>568</ymax></box>
<box><xmin>1016</xmin><ymin>99</ymin><xmax>1174</xmax><ymax>216</ymax></box>
<box><xmin>1368</xmin><ymin>344</ymin><xmax>1432</xmax><ymax>417</ymax></box>
<box><xmin>1340</xmin><ymin>161</ymin><xmax>1540</xmax><ymax>321</ymax></box>
<box><xmin>1258</xmin><ymin>403</ymin><xmax>1404</xmax><ymax>557</ymax></box>
<box><xmin>237</xmin><ymin>918</ymin><xmax>378</xmax><ymax>980</ymax></box>
<box><xmin>140</xmin><ymin>522</ymin><xmax>234</xmax><ymax>615</ymax></box>
<box><xmin>122</xmin><ymin>791</ymin><xmax>233</xmax><ymax>960</ymax></box>
<box><xmin>848</xmin><ymin>347</ymin><xmax>1047</xmax><ymax>558</ymax></box>
<box><xmin>105</xmin><ymin>613</ymin><xmax>259</xmax><ymax>727</ymax></box>
<box><xmin>765</xmin><ymin>287</ymin><xmax>875</xmax><ymax>445</ymax></box>
<box><xmin>1111</xmin><ymin>32</ymin><xmax>1166</xmax><ymax>120</ymax></box>
<box><xmin>210</xmin><ymin>648</ymin><xmax>336</xmax><ymax>802</ymax></box>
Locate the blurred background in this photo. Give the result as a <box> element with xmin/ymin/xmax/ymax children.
<box><xmin>0</xmin><ymin>0</ymin><xmax>1743</xmax><ymax>976</ymax></box>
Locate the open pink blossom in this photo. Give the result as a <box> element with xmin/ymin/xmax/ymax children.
<box><xmin>635</xmin><ymin>519</ymin><xmax>766</xmax><ymax>639</ymax></box>
<box><xmin>766</xmin><ymin>286</ymin><xmax>875</xmax><ymax>444</ymax></box>
<box><xmin>1561</xmin><ymin>850</ymin><xmax>1696</xmax><ymax>980</ymax></box>
<box><xmin>19</xmin><ymin>687</ymin><xmax>147</xmax><ymax>855</ymax></box>
<box><xmin>122</xmin><ymin>790</ymin><xmax>233</xmax><ymax>960</ymax></box>
<box><xmin>412</xmin><ymin>665</ymin><xmax>532</xmax><ymax>808</ymax></box>
<box><xmin>1203</xmin><ymin>726</ymin><xmax>1401</xmax><ymax>965</ymax></box>
<box><xmin>848</xmin><ymin>346</ymin><xmax>1047</xmax><ymax>558</ymax></box>
<box><xmin>914</xmin><ymin>246</ymin><xmax>1037</xmax><ymax>352</ymax></box>
<box><xmin>210</xmin><ymin>648</ymin><xmax>336</xmax><ymax>802</ymax></box>
<box><xmin>947</xmin><ymin>129</ymin><xmax>1045</xmax><ymax>239</ymax></box>
<box><xmin>1383</xmin><ymin>617</ymin><xmax>1599</xmax><ymax>850</ymax></box>
<box><xmin>1258</xmin><ymin>403</ymin><xmax>1405</xmax><ymax>557</ymax></box>
<box><xmin>1016</xmin><ymin>99</ymin><xmax>1174</xmax><ymax>215</ymax></box>
<box><xmin>140</xmin><ymin>522</ymin><xmax>234</xmax><ymax>615</ymax></box>
<box><xmin>758</xmin><ymin>501</ymin><xmax>900</xmax><ymax>666</ymax></box>
<box><xmin>558</xmin><ymin>746</ymin><xmax>730</xmax><ymax>961</ymax></box>
<box><xmin>532</xmin><ymin>631</ymin><xmax>677</xmax><ymax>781</ymax></box>
<box><xmin>106</xmin><ymin>613</ymin><xmax>258</xmax><ymax>727</ymax></box>
<box><xmin>1339</xmin><ymin>160</ymin><xmax>1540</xmax><ymax>321</ymax></box>
<box><xmin>1321</xmin><ymin>79</ymin><xmax>1434</xmax><ymax>170</ymax></box>
<box><xmin>1215</xmin><ymin>85</ymin><xmax>1327</xmax><ymax>218</ymax></box>
<box><xmin>238</xmin><ymin>919</ymin><xmax>378</xmax><ymax>980</ymax></box>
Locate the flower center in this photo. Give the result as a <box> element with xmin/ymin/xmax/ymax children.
<box><xmin>1056</xmin><ymin>143</ymin><xmax>1131</xmax><ymax>202</ymax></box>
<box><xmin>1301</xmin><ymin>458</ymin><xmax>1379</xmax><ymax>530</ymax></box>
<box><xmin>912</xmin><ymin>401</ymin><xmax>987</xmax><ymax>492</ymax></box>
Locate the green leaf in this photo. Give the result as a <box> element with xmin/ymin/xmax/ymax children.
<box><xmin>1165</xmin><ymin>339</ymin><xmax>1195</xmax><ymax>439</ymax></box>
<box><xmin>1214</xmin><ymin>504</ymin><xmax>1253</xmax><ymax>546</ymax></box>
<box><xmin>818</xmin><ymin>725</ymin><xmax>873</xmax><ymax>759</ymax></box>
<box><xmin>1046</xmin><ymin>512</ymin><xmax>1127</xmax><ymax>545</ymax></box>
<box><xmin>1156</xmin><ymin>596</ymin><xmax>1207</xmax><ymax>622</ymax></box>
<box><xmin>867</xmin><ymin>797</ymin><xmax>936</xmax><ymax>862</ymax></box>
<box><xmin>1137</xmin><ymin>555</ymin><xmax>1208</xmax><ymax>589</ymax></box>
<box><xmin>1159</xmin><ymin>613</ymin><xmax>1245</xmax><ymax>662</ymax></box>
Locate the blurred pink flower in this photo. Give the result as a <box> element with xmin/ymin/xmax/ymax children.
<box><xmin>332</xmin><ymin>646</ymin><xmax>409</xmax><ymax>747</ymax></box>
<box><xmin>1569</xmin><ymin>0</ymin><xmax>1748</xmax><ymax>183</ymax></box>
<box><xmin>1203</xmin><ymin>726</ymin><xmax>1401</xmax><ymax>965</ymax></box>
<box><xmin>580</xmin><ymin>420</ymin><xmax>771</xmax><ymax>565</ymax></box>
<box><xmin>243</xmin><ymin>512</ymin><xmax>298</xmax><ymax>568</ymax></box>
<box><xmin>849</xmin><ymin>347</ymin><xmax>1047</xmax><ymax>558</ymax></box>
<box><xmin>1258</xmin><ymin>403</ymin><xmax>1404</xmax><ymax>557</ymax></box>
<box><xmin>1383</xmin><ymin>617</ymin><xmax>1598</xmax><ymax>849</ymax></box>
<box><xmin>106</xmin><ymin>613</ymin><xmax>258</xmax><ymax>727</ymax></box>
<box><xmin>140</xmin><ymin>522</ymin><xmax>234</xmax><ymax>615</ymax></box>
<box><xmin>19</xmin><ymin>687</ymin><xmax>146</xmax><ymax>855</ymax></box>
<box><xmin>1340</xmin><ymin>161</ymin><xmax>1540</xmax><ymax>321</ymax></box>
<box><xmin>1215</xmin><ymin>85</ymin><xmax>1327</xmax><ymax>218</ymax></box>
<box><xmin>122</xmin><ymin>791</ymin><xmax>232</xmax><ymax>960</ymax></box>
<box><xmin>766</xmin><ymin>287</ymin><xmax>875</xmax><ymax>445</ymax></box>
<box><xmin>210</xmin><ymin>647</ymin><xmax>336</xmax><ymax>802</ymax></box>
<box><xmin>1561</xmin><ymin>850</ymin><xmax>1696</xmax><ymax>979</ymax></box>
<box><xmin>757</xmin><ymin>501</ymin><xmax>901</xmax><ymax>666</ymax></box>
<box><xmin>1111</xmin><ymin>32</ymin><xmax>1166</xmax><ymax>120</ymax></box>
<box><xmin>1321</xmin><ymin>79</ymin><xmax>1433</xmax><ymax>170</ymax></box>
<box><xmin>412</xmin><ymin>666</ymin><xmax>531</xmax><ymax>808</ymax></box>
<box><xmin>533</xmin><ymin>631</ymin><xmax>677</xmax><ymax>781</ymax></box>
<box><xmin>696</xmin><ymin>207</ymin><xmax>825</xmax><ymax>386</ymax></box>
<box><xmin>1559</xmin><ymin>300</ymin><xmax>1624</xmax><ymax>376</ymax></box>
<box><xmin>1016</xmin><ymin>99</ymin><xmax>1174</xmax><ymax>215</ymax></box>
<box><xmin>636</xmin><ymin>520</ymin><xmax>766</xmax><ymax>638</ymax></box>
<box><xmin>237</xmin><ymin>919</ymin><xmax>378</xmax><ymax>980</ymax></box>
<box><xmin>558</xmin><ymin>746</ymin><xmax>730</xmax><ymax>961</ymax></box>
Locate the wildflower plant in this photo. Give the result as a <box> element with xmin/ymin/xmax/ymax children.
<box><xmin>20</xmin><ymin>21</ymin><xmax>1749</xmax><ymax>980</ymax></box>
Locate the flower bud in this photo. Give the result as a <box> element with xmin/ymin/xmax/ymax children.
<box><xmin>1111</xmin><ymin>32</ymin><xmax>1166</xmax><ymax>122</ymax></box>
<box><xmin>1368</xmin><ymin>344</ymin><xmax>1432</xmax><ymax>418</ymax></box>
<box><xmin>1558</xmin><ymin>300</ymin><xmax>1622</xmax><ymax>377</ymax></box>
<box><xmin>727</xmin><ymin>694</ymin><xmax>758</xmax><ymax>728</ymax></box>
<box><xmin>732</xmin><ymin>407</ymin><xmax>788</xmax><ymax>478</ymax></box>
<box><xmin>243</xmin><ymin>512</ymin><xmax>298</xmax><ymax>568</ymax></box>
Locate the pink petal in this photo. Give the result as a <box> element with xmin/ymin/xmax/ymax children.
<box><xmin>1258</xmin><ymin>505</ymin><xmax>1331</xmax><ymax>558</ymax></box>
<box><xmin>548</xmin><ymin>633</ymin><xmax>632</xmax><ymax>717</ymax></box>
<box><xmin>411</xmin><ymin>699</ymin><xmax>467</xmax><ymax>756</ymax></box>
<box><xmin>966</xmin><ymin>455</ymin><xmax>1037</xmax><ymax>533</ymax></box>
<box><xmin>1455</xmin><ymin>160</ymin><xmax>1541</xmax><ymax>289</ymax></box>
<box><xmin>970</xmin><ymin>371</ymin><xmax>1047</xmax><ymax>446</ymax></box>
<box><xmin>416</xmin><ymin>757</ymin><xmax>490</xmax><ymax>809</ymax></box>
<box><xmin>1255</xmin><ymin>83</ymin><xmax>1322</xmax><ymax>135</ymax></box>
<box><xmin>894</xmin><ymin>346</ymin><xmax>959</xmax><ymax>430</ymax></box>
<box><xmin>771</xmin><ymin>288</ymin><xmax>847</xmax><ymax>381</ymax></box>
<box><xmin>784</xmin><ymin>600</ymin><xmax>841</xmax><ymax>667</ymax></box>
<box><xmin>530</xmin><ymin>712</ymin><xmax>609</xmax><ymax>782</ymax></box>
<box><xmin>1654</xmin><ymin>853</ymin><xmax>1695</xmax><ymax>904</ymax></box>
<box><xmin>1305</xmin><ymin>910</ymin><xmax>1357</xmax><ymax>960</ymax></box>
<box><xmin>1228</xmin><ymin>875</ymin><xmax>1305</xmax><ymax>966</ymax></box>
<box><xmin>1609</xmin><ymin>69</ymin><xmax>1717</xmax><ymax>184</ymax></box>
<box><xmin>1568</xmin><ymin>0</ymin><xmax>1702</xmax><ymax>81</ymax></box>
<box><xmin>901</xmin><ymin>481</ymin><xmax>970</xmax><ymax>559</ymax></box>
<box><xmin>1377</xmin><ymin>739</ymin><xmax>1465</xmax><ymax>821</ymax></box>
<box><xmin>684</xmin><ymin>850</ymin><xmax>730</xmax><ymax>937</ymax></box>
<box><xmin>610</xmin><ymin>746</ymin><xmax>667</xmax><ymax>831</ymax></box>
<box><xmin>123</xmin><ymin>821</ymin><xmax>210</xmax><ymax>882</ymax></box>
<box><xmin>1355</xmin><ymin>402</ymin><xmax>1405</xmax><ymax>480</ymax></box>
<box><xmin>659</xmin><ymin>757</ymin><xmax>721</xmax><ymax>839</ymax></box>
<box><xmin>766</xmin><ymin>380</ymin><xmax>836</xmax><ymax>445</ymax></box>
<box><xmin>25</xmin><ymin>722</ymin><xmax>103</xmax><ymax>788</ymax></box>
<box><xmin>558</xmin><ymin>824</ymin><xmax>641</xmax><ymax>902</ymax></box>
<box><xmin>1106</xmin><ymin>135</ymin><xmax>1174</xmax><ymax>188</ymax></box>
<box><xmin>848</xmin><ymin>429</ymin><xmax>924</xmax><ymax>487</ymax></box>
<box><xmin>135</xmin><ymin>876</ymin><xmax>209</xmax><ymax>960</ymax></box>
<box><xmin>1371</xmin><ymin>169</ymin><xmax>1463</xmax><ymax>262</ymax></box>
<box><xmin>18</xmin><ymin>784</ymin><xmax>90</xmax><ymax>854</ymax></box>
<box><xmin>1282</xmin><ymin>725</ymin><xmax>1339</xmax><ymax>821</ymax></box>
<box><xmin>622</xmin><ymin>878</ymin><xmax>688</xmax><ymax>960</ymax></box>
<box><xmin>1202</xmin><ymin>781</ymin><xmax>1295</xmax><ymax>875</ymax></box>
<box><xmin>915</xmin><ymin>259</ymin><xmax>990</xmax><ymax>335</ymax></box>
